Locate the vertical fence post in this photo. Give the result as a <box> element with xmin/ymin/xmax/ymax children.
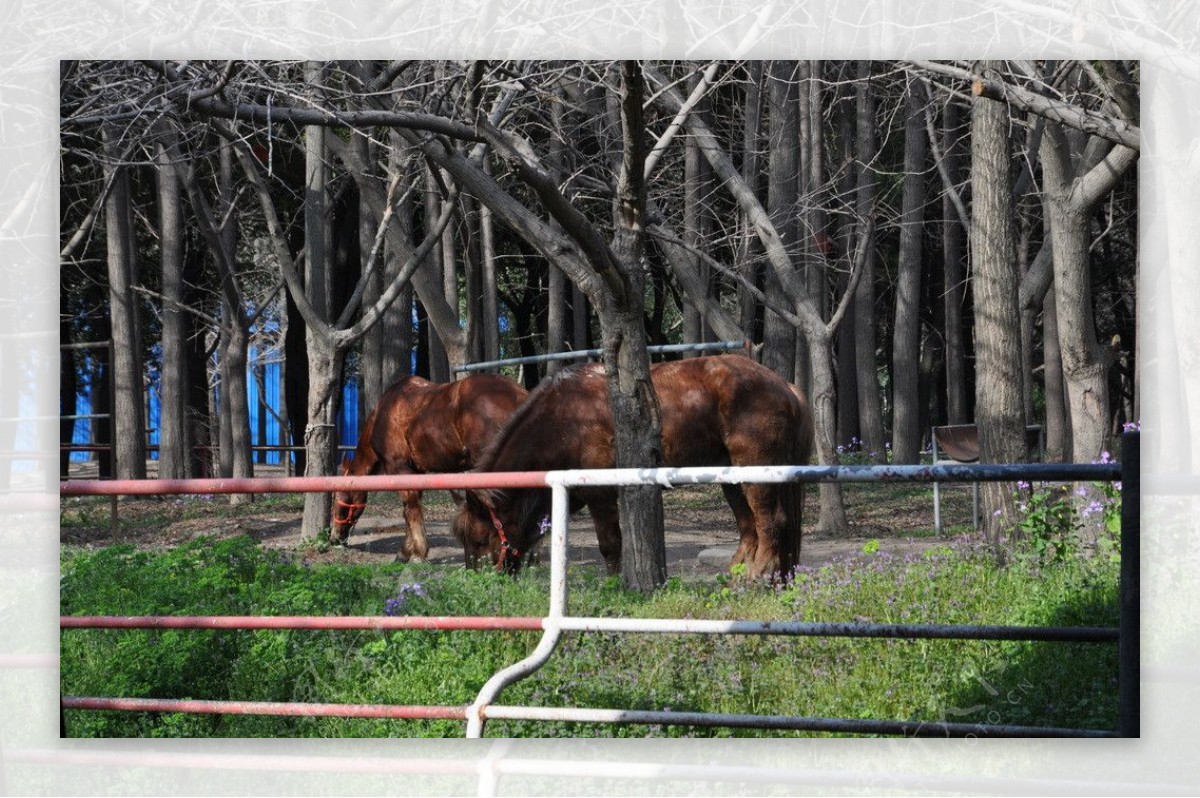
<box><xmin>1119</xmin><ymin>430</ymin><xmax>1140</xmax><ymax>737</ymax></box>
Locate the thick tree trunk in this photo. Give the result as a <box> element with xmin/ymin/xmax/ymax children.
<box><xmin>762</xmin><ymin>60</ymin><xmax>799</xmax><ymax>382</ymax></box>
<box><xmin>155</xmin><ymin>136</ymin><xmax>190</xmax><ymax>479</ymax></box>
<box><xmin>1038</xmin><ymin>121</ymin><xmax>1136</xmax><ymax>464</ymax></box>
<box><xmin>970</xmin><ymin>64</ymin><xmax>1028</xmax><ymax>549</ymax></box>
<box><xmin>102</xmin><ymin>123</ymin><xmax>146</xmax><ymax>480</ymax></box>
<box><xmin>301</xmin><ymin>72</ymin><xmax>336</xmax><ymax>536</ymax></box>
<box><xmin>807</xmin><ymin>328</ymin><xmax>850</xmax><ymax>535</ymax></box>
<box><xmin>603</xmin><ymin>61</ymin><xmax>665</xmax><ymax>592</ymax></box>
<box><xmin>358</xmin><ymin>133</ymin><xmax>386</xmax><ymax>413</ymax></box>
<box><xmin>853</xmin><ymin>65</ymin><xmax>886</xmax><ymax>463</ymax></box>
<box><xmin>219</xmin><ymin>144</ymin><xmax>253</xmax><ymax>501</ymax></box>
<box><xmin>891</xmin><ymin>81</ymin><xmax>928</xmax><ymax>464</ymax></box>
<box><xmin>1046</xmin><ymin>203</ymin><xmax>1111</xmax><ymax>462</ymax></box>
<box><xmin>942</xmin><ymin>98</ymin><xmax>970</xmax><ymax>426</ymax></box>
<box><xmin>301</xmin><ymin>346</ymin><xmax>343</xmax><ymax>536</ymax></box>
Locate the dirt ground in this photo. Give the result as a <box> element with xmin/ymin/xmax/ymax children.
<box><xmin>62</xmin><ymin>460</ymin><xmax>978</xmax><ymax>577</ymax></box>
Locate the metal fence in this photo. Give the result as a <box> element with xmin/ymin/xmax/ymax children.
<box><xmin>59</xmin><ymin>432</ymin><xmax>1139</xmax><ymax>738</ymax></box>
<box><xmin>452</xmin><ymin>340</ymin><xmax>748</xmax><ymax>374</ymax></box>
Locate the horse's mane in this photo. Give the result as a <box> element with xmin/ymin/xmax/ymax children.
<box><xmin>472</xmin><ymin>363</ymin><xmax>594</xmax><ymax>472</ymax></box>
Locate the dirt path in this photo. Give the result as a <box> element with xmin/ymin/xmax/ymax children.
<box><xmin>63</xmin><ymin>461</ymin><xmax>972</xmax><ymax>578</ymax></box>
<box><xmin>88</xmin><ymin>500</ymin><xmax>953</xmax><ymax>580</ymax></box>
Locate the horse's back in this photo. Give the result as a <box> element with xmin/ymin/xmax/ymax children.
<box><xmin>653</xmin><ymin>355</ymin><xmax>806</xmax><ymax>467</ymax></box>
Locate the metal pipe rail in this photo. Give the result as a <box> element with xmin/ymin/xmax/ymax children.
<box><xmin>60</xmin><ymin>432</ymin><xmax>1139</xmax><ymax>738</ymax></box>
<box><xmin>452</xmin><ymin>340</ymin><xmax>747</xmax><ymax>373</ymax></box>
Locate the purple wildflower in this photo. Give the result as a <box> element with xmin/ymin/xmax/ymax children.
<box><xmin>383</xmin><ymin>582</ymin><xmax>428</xmax><ymax>616</ymax></box>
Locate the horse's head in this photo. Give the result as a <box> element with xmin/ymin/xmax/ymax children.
<box><xmin>329</xmin><ymin>455</ymin><xmax>366</xmax><ymax>545</ymax></box>
<box><xmin>452</xmin><ymin>488</ymin><xmax>550</xmax><ymax>574</ymax></box>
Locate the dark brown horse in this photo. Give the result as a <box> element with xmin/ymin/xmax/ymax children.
<box><xmin>330</xmin><ymin>373</ymin><xmax>529</xmax><ymax>559</ymax></box>
<box><xmin>452</xmin><ymin>355</ymin><xmax>814</xmax><ymax>580</ymax></box>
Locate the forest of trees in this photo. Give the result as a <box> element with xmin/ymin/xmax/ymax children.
<box><xmin>59</xmin><ymin>59</ymin><xmax>1138</xmax><ymax>590</ymax></box>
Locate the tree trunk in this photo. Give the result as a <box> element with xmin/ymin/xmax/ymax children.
<box><xmin>480</xmin><ymin>157</ymin><xmax>501</xmax><ymax>364</ymax></box>
<box><xmin>1039</xmin><ymin>120</ymin><xmax>1136</xmax><ymax>463</ymax></box>
<box><xmin>807</xmin><ymin>327</ymin><xmax>850</xmax><ymax>536</ymax></box>
<box><xmin>1042</xmin><ymin>285</ymin><xmax>1068</xmax><ymax>461</ymax></box>
<box><xmin>358</xmin><ymin>132</ymin><xmax>386</xmax><ymax>413</ymax></box>
<box><xmin>736</xmin><ymin>61</ymin><xmax>764</xmax><ymax>340</ymax></box>
<box><xmin>301</xmin><ymin>66</ymin><xmax>336</xmax><ymax>536</ymax></box>
<box><xmin>682</xmin><ymin>69</ymin><xmax>712</xmax><ymax>348</ymax></box>
<box><xmin>853</xmin><ymin>64</ymin><xmax>886</xmax><ymax>463</ymax></box>
<box><xmin>762</xmin><ymin>60</ymin><xmax>799</xmax><ymax>382</ymax></box>
<box><xmin>891</xmin><ymin>80</ymin><xmax>928</xmax><ymax>464</ymax></box>
<box><xmin>219</xmin><ymin>143</ymin><xmax>253</xmax><ymax>501</ymax></box>
<box><xmin>424</xmin><ymin>164</ymin><xmax>450</xmax><ymax>382</ymax></box>
<box><xmin>970</xmin><ymin>63</ymin><xmax>1028</xmax><ymax>549</ymax></box>
<box><xmin>155</xmin><ymin>136</ymin><xmax>190</xmax><ymax>479</ymax></box>
<box><xmin>611</xmin><ymin>61</ymin><xmax>666</xmax><ymax>592</ymax></box>
<box><xmin>942</xmin><ymin>97</ymin><xmax>970</xmax><ymax>425</ymax></box>
<box><xmin>102</xmin><ymin>123</ymin><xmax>146</xmax><ymax>480</ymax></box>
<box><xmin>546</xmin><ymin>262</ymin><xmax>567</xmax><ymax>375</ymax></box>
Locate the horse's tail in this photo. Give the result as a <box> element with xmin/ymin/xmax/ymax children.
<box><xmin>783</xmin><ymin>382</ymin><xmax>815</xmax><ymax>575</ymax></box>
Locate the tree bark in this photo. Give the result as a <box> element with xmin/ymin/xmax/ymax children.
<box><xmin>736</xmin><ymin>61</ymin><xmax>764</xmax><ymax>340</ymax></box>
<box><xmin>1039</xmin><ymin>120</ymin><xmax>1137</xmax><ymax>463</ymax></box>
<box><xmin>853</xmin><ymin>64</ymin><xmax>886</xmax><ymax>463</ymax></box>
<box><xmin>301</xmin><ymin>63</ymin><xmax>338</xmax><ymax>536</ymax></box>
<box><xmin>101</xmin><ymin>123</ymin><xmax>146</xmax><ymax>480</ymax></box>
<box><xmin>218</xmin><ymin>143</ymin><xmax>253</xmax><ymax>501</ymax></box>
<box><xmin>155</xmin><ymin>133</ymin><xmax>190</xmax><ymax>479</ymax></box>
<box><xmin>891</xmin><ymin>80</ymin><xmax>928</xmax><ymax>464</ymax></box>
<box><xmin>970</xmin><ymin>63</ymin><xmax>1028</xmax><ymax>549</ymax></box>
<box><xmin>1042</xmin><ymin>285</ymin><xmax>1068</xmax><ymax>461</ymax></box>
<box><xmin>762</xmin><ymin>60</ymin><xmax>799</xmax><ymax>382</ymax></box>
<box><xmin>610</xmin><ymin>62</ymin><xmax>666</xmax><ymax>591</ymax></box>
<box><xmin>682</xmin><ymin>69</ymin><xmax>712</xmax><ymax>348</ymax></box>
<box><xmin>942</xmin><ymin>97</ymin><xmax>971</xmax><ymax>425</ymax></box>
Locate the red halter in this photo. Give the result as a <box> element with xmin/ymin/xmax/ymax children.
<box><xmin>487</xmin><ymin>505</ymin><xmax>520</xmax><ymax>569</ymax></box>
<box><xmin>334</xmin><ymin>497</ymin><xmax>366</xmax><ymax>517</ymax></box>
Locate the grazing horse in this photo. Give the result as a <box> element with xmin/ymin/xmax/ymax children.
<box><xmin>330</xmin><ymin>373</ymin><xmax>529</xmax><ymax>560</ymax></box>
<box><xmin>452</xmin><ymin>354</ymin><xmax>814</xmax><ymax>580</ymax></box>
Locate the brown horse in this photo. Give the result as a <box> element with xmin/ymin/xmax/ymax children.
<box><xmin>330</xmin><ymin>373</ymin><xmax>529</xmax><ymax>559</ymax></box>
<box><xmin>452</xmin><ymin>354</ymin><xmax>814</xmax><ymax>580</ymax></box>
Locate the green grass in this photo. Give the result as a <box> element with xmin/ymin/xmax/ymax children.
<box><xmin>60</xmin><ymin>534</ymin><xmax>1120</xmax><ymax>738</ymax></box>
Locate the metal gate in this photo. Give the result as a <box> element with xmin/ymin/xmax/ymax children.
<box><xmin>60</xmin><ymin>432</ymin><xmax>1139</xmax><ymax>737</ymax></box>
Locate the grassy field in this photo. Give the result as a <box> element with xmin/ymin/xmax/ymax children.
<box><xmin>60</xmin><ymin>479</ymin><xmax>1123</xmax><ymax>737</ymax></box>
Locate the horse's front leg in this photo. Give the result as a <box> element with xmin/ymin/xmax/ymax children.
<box><xmin>400</xmin><ymin>489</ymin><xmax>430</xmax><ymax>561</ymax></box>
<box><xmin>588</xmin><ymin>499</ymin><xmax>622</xmax><ymax>576</ymax></box>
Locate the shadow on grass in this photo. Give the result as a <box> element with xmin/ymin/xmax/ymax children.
<box><xmin>924</xmin><ymin>579</ymin><xmax>1120</xmax><ymax>736</ymax></box>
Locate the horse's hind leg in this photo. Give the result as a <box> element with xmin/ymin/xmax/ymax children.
<box><xmin>739</xmin><ymin>483</ymin><xmax>789</xmax><ymax>581</ymax></box>
<box><xmin>401</xmin><ymin>489</ymin><xmax>430</xmax><ymax>561</ymax></box>
<box><xmin>721</xmin><ymin>484</ymin><xmax>759</xmax><ymax>571</ymax></box>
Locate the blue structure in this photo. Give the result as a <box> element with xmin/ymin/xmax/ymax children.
<box><xmin>72</xmin><ymin>349</ymin><xmax>362</xmax><ymax>465</ymax></box>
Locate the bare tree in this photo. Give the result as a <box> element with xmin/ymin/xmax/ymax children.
<box><xmin>101</xmin><ymin>122</ymin><xmax>146</xmax><ymax>480</ymax></box>
<box><xmin>153</xmin><ymin>128</ymin><xmax>191</xmax><ymax>479</ymax></box>
<box><xmin>853</xmin><ymin>63</ymin><xmax>886</xmax><ymax>464</ymax></box>
<box><xmin>891</xmin><ymin>78</ymin><xmax>930</xmax><ymax>463</ymax></box>
<box><xmin>1037</xmin><ymin>64</ymin><xmax>1138</xmax><ymax>464</ymax></box>
<box><xmin>970</xmin><ymin>62</ymin><xmax>1028</xmax><ymax>548</ymax></box>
